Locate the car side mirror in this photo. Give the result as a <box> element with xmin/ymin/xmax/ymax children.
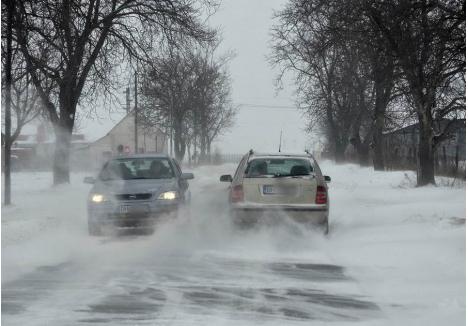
<box><xmin>324</xmin><ymin>175</ymin><xmax>331</xmax><ymax>183</ymax></box>
<box><xmin>181</xmin><ymin>172</ymin><xmax>194</xmax><ymax>180</ymax></box>
<box><xmin>83</xmin><ymin>176</ymin><xmax>96</xmax><ymax>184</ymax></box>
<box><xmin>220</xmin><ymin>174</ymin><xmax>233</xmax><ymax>182</ymax></box>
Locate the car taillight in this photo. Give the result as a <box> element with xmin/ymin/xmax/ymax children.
<box><xmin>315</xmin><ymin>185</ymin><xmax>327</xmax><ymax>204</ymax></box>
<box><xmin>231</xmin><ymin>185</ymin><xmax>244</xmax><ymax>203</ymax></box>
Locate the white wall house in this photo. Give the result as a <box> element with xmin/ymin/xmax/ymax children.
<box><xmin>73</xmin><ymin>111</ymin><xmax>167</xmax><ymax>170</ymax></box>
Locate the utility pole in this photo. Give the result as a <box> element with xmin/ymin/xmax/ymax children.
<box><xmin>125</xmin><ymin>87</ymin><xmax>130</xmax><ymax>113</ymax></box>
<box><xmin>134</xmin><ymin>71</ymin><xmax>138</xmax><ymax>153</ymax></box>
<box><xmin>278</xmin><ymin>130</ymin><xmax>283</xmax><ymax>153</ymax></box>
<box><xmin>170</xmin><ymin>94</ymin><xmax>173</xmax><ymax>157</ymax></box>
<box><xmin>4</xmin><ymin>0</ymin><xmax>13</xmax><ymax>205</ymax></box>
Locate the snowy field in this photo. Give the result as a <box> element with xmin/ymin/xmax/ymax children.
<box><xmin>1</xmin><ymin>161</ymin><xmax>465</xmax><ymax>325</ymax></box>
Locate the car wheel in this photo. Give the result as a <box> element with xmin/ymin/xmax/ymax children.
<box><xmin>231</xmin><ymin>210</ymin><xmax>255</xmax><ymax>230</ymax></box>
<box><xmin>88</xmin><ymin>220</ymin><xmax>102</xmax><ymax>236</ymax></box>
<box><xmin>182</xmin><ymin>190</ymin><xmax>191</xmax><ymax>205</ymax></box>
<box><xmin>323</xmin><ymin>219</ymin><xmax>329</xmax><ymax>235</ymax></box>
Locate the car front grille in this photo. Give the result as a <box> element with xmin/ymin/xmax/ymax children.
<box><xmin>115</xmin><ymin>193</ymin><xmax>152</xmax><ymax>201</ymax></box>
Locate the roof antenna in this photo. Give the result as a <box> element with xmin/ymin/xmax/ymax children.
<box><xmin>278</xmin><ymin>130</ymin><xmax>282</xmax><ymax>152</ymax></box>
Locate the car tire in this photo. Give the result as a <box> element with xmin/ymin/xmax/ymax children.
<box><xmin>323</xmin><ymin>219</ymin><xmax>329</xmax><ymax>235</ymax></box>
<box><xmin>231</xmin><ymin>210</ymin><xmax>255</xmax><ymax>230</ymax></box>
<box><xmin>184</xmin><ymin>190</ymin><xmax>192</xmax><ymax>204</ymax></box>
<box><xmin>232</xmin><ymin>216</ymin><xmax>246</xmax><ymax>229</ymax></box>
<box><xmin>88</xmin><ymin>220</ymin><xmax>102</xmax><ymax>236</ymax></box>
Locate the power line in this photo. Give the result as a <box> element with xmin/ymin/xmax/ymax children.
<box><xmin>236</xmin><ymin>103</ymin><xmax>298</xmax><ymax>110</ymax></box>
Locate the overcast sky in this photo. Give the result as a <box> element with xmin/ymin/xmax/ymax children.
<box><xmin>80</xmin><ymin>0</ymin><xmax>310</xmax><ymax>155</ymax></box>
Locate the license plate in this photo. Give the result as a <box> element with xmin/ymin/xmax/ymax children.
<box><xmin>119</xmin><ymin>205</ymin><xmax>131</xmax><ymax>214</ymax></box>
<box><xmin>263</xmin><ymin>185</ymin><xmax>296</xmax><ymax>195</ymax></box>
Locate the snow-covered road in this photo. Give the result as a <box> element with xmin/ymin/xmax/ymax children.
<box><xmin>2</xmin><ymin>162</ymin><xmax>465</xmax><ymax>325</ymax></box>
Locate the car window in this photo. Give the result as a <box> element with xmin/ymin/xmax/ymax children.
<box><xmin>99</xmin><ymin>158</ymin><xmax>175</xmax><ymax>180</ymax></box>
<box><xmin>245</xmin><ymin>158</ymin><xmax>313</xmax><ymax>177</ymax></box>
<box><xmin>233</xmin><ymin>155</ymin><xmax>248</xmax><ymax>180</ymax></box>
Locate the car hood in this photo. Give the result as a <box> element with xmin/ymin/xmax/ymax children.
<box><xmin>91</xmin><ymin>179</ymin><xmax>177</xmax><ymax>196</ymax></box>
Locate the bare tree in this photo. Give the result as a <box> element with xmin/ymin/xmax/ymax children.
<box><xmin>2</xmin><ymin>0</ymin><xmax>47</xmax><ymax>205</ymax></box>
<box><xmin>2</xmin><ymin>49</ymin><xmax>45</xmax><ymax>144</ymax></box>
<box><xmin>272</xmin><ymin>0</ymin><xmax>464</xmax><ymax>180</ymax></box>
<box><xmin>271</xmin><ymin>0</ymin><xmax>375</xmax><ymax>163</ymax></box>
<box><xmin>12</xmin><ymin>0</ymin><xmax>214</xmax><ymax>184</ymax></box>
<box><xmin>139</xmin><ymin>42</ymin><xmax>236</xmax><ymax>162</ymax></box>
<box><xmin>333</xmin><ymin>1</ymin><xmax>397</xmax><ymax>169</ymax></box>
<box><xmin>140</xmin><ymin>48</ymin><xmax>192</xmax><ymax>161</ymax></box>
<box><xmin>366</xmin><ymin>0</ymin><xmax>465</xmax><ymax>185</ymax></box>
<box><xmin>188</xmin><ymin>46</ymin><xmax>236</xmax><ymax>162</ymax></box>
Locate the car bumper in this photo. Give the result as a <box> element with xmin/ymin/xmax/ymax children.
<box><xmin>88</xmin><ymin>201</ymin><xmax>179</xmax><ymax>228</ymax></box>
<box><xmin>230</xmin><ymin>203</ymin><xmax>328</xmax><ymax>225</ymax></box>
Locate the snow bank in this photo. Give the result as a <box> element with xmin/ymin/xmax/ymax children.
<box><xmin>317</xmin><ymin>160</ymin><xmax>465</xmax><ymax>326</ymax></box>
<box><xmin>1</xmin><ymin>162</ymin><xmax>465</xmax><ymax>325</ymax></box>
<box><xmin>2</xmin><ymin>172</ymin><xmax>94</xmax><ymax>282</ymax></box>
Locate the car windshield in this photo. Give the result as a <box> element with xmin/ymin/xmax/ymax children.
<box><xmin>99</xmin><ymin>158</ymin><xmax>174</xmax><ymax>181</ymax></box>
<box><xmin>245</xmin><ymin>158</ymin><xmax>313</xmax><ymax>177</ymax></box>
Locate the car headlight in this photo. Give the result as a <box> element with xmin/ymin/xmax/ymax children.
<box><xmin>158</xmin><ymin>191</ymin><xmax>178</xmax><ymax>200</ymax></box>
<box><xmin>91</xmin><ymin>194</ymin><xmax>106</xmax><ymax>203</ymax></box>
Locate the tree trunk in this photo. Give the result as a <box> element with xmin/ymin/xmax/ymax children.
<box><xmin>187</xmin><ymin>141</ymin><xmax>192</xmax><ymax>167</ymax></box>
<box><xmin>417</xmin><ymin>117</ymin><xmax>435</xmax><ymax>186</ymax></box>
<box><xmin>53</xmin><ymin>122</ymin><xmax>73</xmax><ymax>184</ymax></box>
<box><xmin>442</xmin><ymin>146</ymin><xmax>447</xmax><ymax>173</ymax></box>
<box><xmin>207</xmin><ymin>139</ymin><xmax>211</xmax><ymax>163</ymax></box>
<box><xmin>371</xmin><ymin>53</ymin><xmax>394</xmax><ymax>171</ymax></box>
<box><xmin>350</xmin><ymin>139</ymin><xmax>370</xmax><ymax>166</ymax></box>
<box><xmin>199</xmin><ymin>130</ymin><xmax>207</xmax><ymax>163</ymax></box>
<box><xmin>193</xmin><ymin>138</ymin><xmax>198</xmax><ymax>165</ymax></box>
<box><xmin>454</xmin><ymin>144</ymin><xmax>459</xmax><ymax>177</ymax></box>
<box><xmin>174</xmin><ymin>138</ymin><xmax>186</xmax><ymax>162</ymax></box>
<box><xmin>373</xmin><ymin>96</ymin><xmax>386</xmax><ymax>170</ymax></box>
<box><xmin>53</xmin><ymin>85</ymin><xmax>76</xmax><ymax>185</ymax></box>
<box><xmin>3</xmin><ymin>0</ymin><xmax>13</xmax><ymax>205</ymax></box>
<box><xmin>173</xmin><ymin>122</ymin><xmax>186</xmax><ymax>162</ymax></box>
<box><xmin>373</xmin><ymin>131</ymin><xmax>385</xmax><ymax>170</ymax></box>
<box><xmin>334</xmin><ymin>141</ymin><xmax>346</xmax><ymax>163</ymax></box>
<box><xmin>328</xmin><ymin>118</ymin><xmax>346</xmax><ymax>163</ymax></box>
<box><xmin>358</xmin><ymin>143</ymin><xmax>370</xmax><ymax>166</ymax></box>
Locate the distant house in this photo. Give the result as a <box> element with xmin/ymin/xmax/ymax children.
<box><xmin>383</xmin><ymin>119</ymin><xmax>465</xmax><ymax>174</ymax></box>
<box><xmin>2</xmin><ymin>113</ymin><xmax>167</xmax><ymax>171</ymax></box>
<box><xmin>73</xmin><ymin>111</ymin><xmax>167</xmax><ymax>170</ymax></box>
<box><xmin>1</xmin><ymin>127</ymin><xmax>89</xmax><ymax>170</ymax></box>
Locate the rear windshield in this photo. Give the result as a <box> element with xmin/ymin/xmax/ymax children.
<box><xmin>99</xmin><ymin>158</ymin><xmax>174</xmax><ymax>181</ymax></box>
<box><xmin>245</xmin><ymin>158</ymin><xmax>313</xmax><ymax>178</ymax></box>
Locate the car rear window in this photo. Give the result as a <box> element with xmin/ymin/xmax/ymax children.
<box><xmin>99</xmin><ymin>158</ymin><xmax>174</xmax><ymax>181</ymax></box>
<box><xmin>245</xmin><ymin>158</ymin><xmax>313</xmax><ymax>178</ymax></box>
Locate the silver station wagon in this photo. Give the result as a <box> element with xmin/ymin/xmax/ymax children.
<box><xmin>84</xmin><ymin>154</ymin><xmax>194</xmax><ymax>235</ymax></box>
<box><xmin>220</xmin><ymin>151</ymin><xmax>330</xmax><ymax>233</ymax></box>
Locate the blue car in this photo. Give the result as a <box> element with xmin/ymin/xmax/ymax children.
<box><xmin>84</xmin><ymin>154</ymin><xmax>194</xmax><ymax>235</ymax></box>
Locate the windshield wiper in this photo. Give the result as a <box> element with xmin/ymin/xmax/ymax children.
<box><xmin>273</xmin><ymin>173</ymin><xmax>291</xmax><ymax>178</ymax></box>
